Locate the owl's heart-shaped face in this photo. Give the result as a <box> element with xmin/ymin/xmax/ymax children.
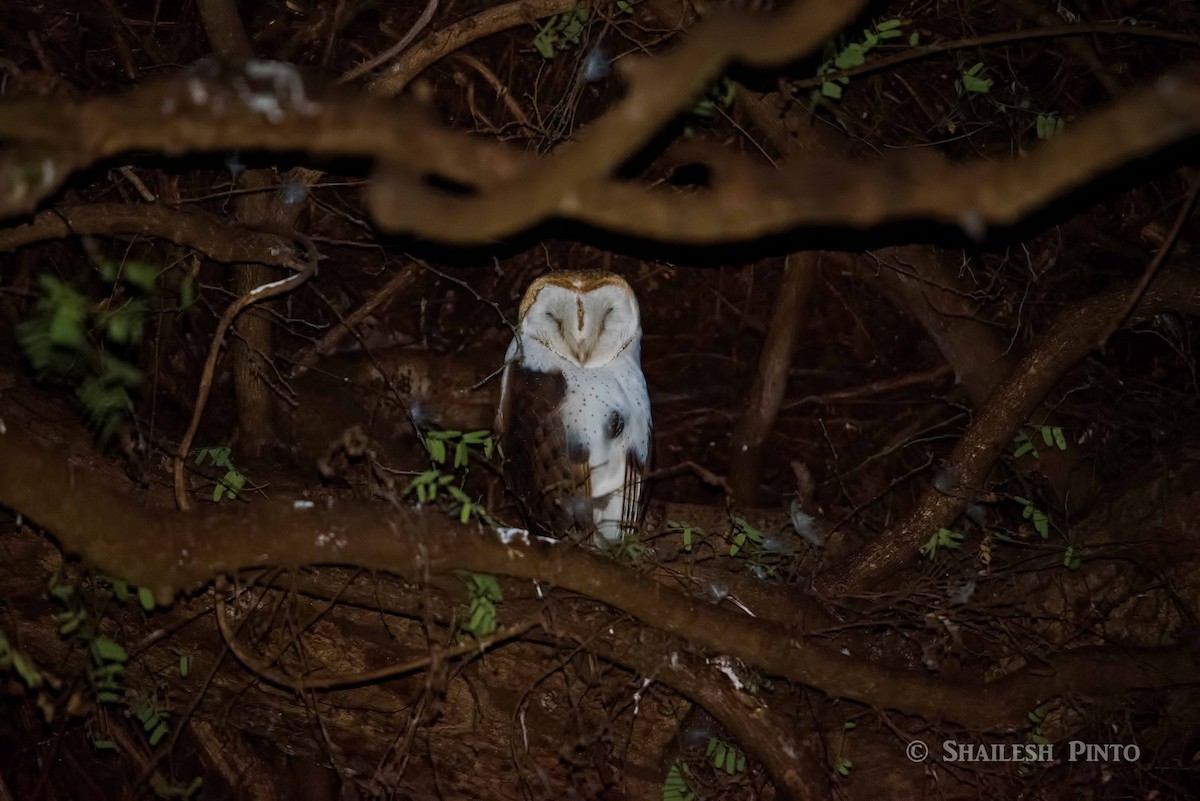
<box><xmin>518</xmin><ymin>275</ymin><xmax>639</xmax><ymax>369</ymax></box>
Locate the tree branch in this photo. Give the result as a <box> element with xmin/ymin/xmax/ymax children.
<box><xmin>0</xmin><ymin>420</ymin><xmax>1194</xmax><ymax>730</ymax></box>
<box><xmin>817</xmin><ymin>269</ymin><xmax>1200</xmax><ymax>594</ymax></box>
<box><xmin>2</xmin><ymin>59</ymin><xmax>1197</xmax><ymax>243</ymax></box>
<box><xmin>0</xmin><ymin>203</ymin><xmax>300</xmax><ymax>266</ymax></box>
<box><xmin>729</xmin><ymin>255</ymin><xmax>814</xmax><ymax>505</ymax></box>
<box><xmin>363</xmin><ymin>0</ymin><xmax>579</xmax><ymax>95</ymax></box>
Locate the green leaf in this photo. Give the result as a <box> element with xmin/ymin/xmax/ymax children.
<box><xmin>834</xmin><ymin>43</ymin><xmax>866</xmax><ymax>69</ymax></box>
<box><xmin>48</xmin><ymin>575</ymin><xmax>74</xmax><ymax>602</ymax></box>
<box><xmin>222</xmin><ymin>469</ymin><xmax>246</xmax><ymax>498</ymax></box>
<box><xmin>111</xmin><ymin>579</ymin><xmax>130</xmax><ymax>602</ymax></box>
<box><xmin>149</xmin><ymin>720</ymin><xmax>169</xmax><ymax>746</ymax></box>
<box><xmin>59</xmin><ymin>610</ymin><xmax>85</xmax><ymax>635</ymax></box>
<box><xmin>723</xmin><ymin>748</ymin><xmax>736</xmax><ymax>774</ymax></box>
<box><xmin>1041</xmin><ymin>426</ymin><xmax>1054</xmax><ymax>447</ymax></box>
<box><xmin>821</xmin><ymin>81</ymin><xmax>843</xmax><ymax>99</ymax></box>
<box><xmin>101</xmin><ymin>355</ymin><xmax>143</xmax><ymax>388</ymax></box>
<box><xmin>908</xmin><ymin>31</ymin><xmax>920</xmax><ymax>45</ymax></box>
<box><xmin>1053</xmin><ymin>427</ymin><xmax>1067</xmax><ymax>450</ymax></box>
<box><xmin>533</xmin><ymin>28</ymin><xmax>556</xmax><ymax>58</ymax></box>
<box><xmin>876</xmin><ymin>18</ymin><xmax>901</xmax><ymax>30</ymax></box>
<box><xmin>138</xmin><ymin>586</ymin><xmax>155</xmax><ymax>611</ymax></box>
<box><xmin>49</xmin><ymin>304</ymin><xmax>86</xmax><ymax>348</ymax></box>
<box><xmin>106</xmin><ymin>311</ymin><xmax>129</xmax><ymax>343</ymax></box>
<box><xmin>179</xmin><ymin>652</ymin><xmax>191</xmax><ymax>677</ymax></box>
<box><xmin>559</xmin><ymin>10</ymin><xmax>585</xmax><ymax>44</ymax></box>
<box><xmin>123</xmin><ymin>262</ymin><xmax>159</xmax><ymax>292</ymax></box>
<box><xmin>12</xmin><ymin>652</ymin><xmax>43</xmax><ymax>688</ymax></box>
<box><xmin>961</xmin><ymin>73</ymin><xmax>993</xmax><ymax>94</ymax></box>
<box><xmin>180</xmin><ymin>276</ymin><xmax>196</xmax><ymax>310</ymax></box>
<box><xmin>92</xmin><ymin>637</ymin><xmax>128</xmax><ymax>663</ymax></box>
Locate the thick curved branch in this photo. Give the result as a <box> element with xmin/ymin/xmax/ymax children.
<box><xmin>0</xmin><ymin>421</ymin><xmax>1194</xmax><ymax>730</ymax></box>
<box><xmin>0</xmin><ymin>64</ymin><xmax>526</xmax><ymax>220</ymax></box>
<box><xmin>0</xmin><ymin>204</ymin><xmax>300</xmax><ymax>266</ymax></box>
<box><xmin>817</xmin><ymin>269</ymin><xmax>1200</xmax><ymax>594</ymax></box>
<box><xmin>370</xmin><ymin>0</ymin><xmax>871</xmax><ymax>238</ymax></box>
<box><xmin>2</xmin><ymin>60</ymin><xmax>1199</xmax><ymax>244</ymax></box>
<box><xmin>369</xmin><ymin>66</ymin><xmax>1200</xmax><ymax>241</ymax></box>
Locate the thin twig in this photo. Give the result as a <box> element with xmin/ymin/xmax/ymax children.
<box><xmin>1098</xmin><ymin>173</ymin><xmax>1200</xmax><ymax>348</ymax></box>
<box><xmin>172</xmin><ymin>227</ymin><xmax>319</xmax><ymax>510</ymax></box>
<box><xmin>790</xmin><ymin>23</ymin><xmax>1200</xmax><ymax>92</ymax></box>
<box><xmin>784</xmin><ymin>364</ymin><xmax>953</xmax><ymax>408</ymax></box>
<box><xmin>339</xmin><ymin>0</ymin><xmax>439</xmax><ymax>83</ymax></box>
<box><xmin>215</xmin><ymin>591</ymin><xmax>535</xmax><ymax>690</ymax></box>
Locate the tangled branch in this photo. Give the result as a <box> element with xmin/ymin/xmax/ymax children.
<box><xmin>818</xmin><ymin>268</ymin><xmax>1200</xmax><ymax>593</ymax></box>
<box><xmin>0</xmin><ymin>416</ymin><xmax>1194</xmax><ymax>731</ymax></box>
<box><xmin>1</xmin><ymin>58</ymin><xmax>1197</xmax><ymax>244</ymax></box>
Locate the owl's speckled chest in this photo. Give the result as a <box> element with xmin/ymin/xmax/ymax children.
<box><xmin>554</xmin><ymin>343</ymin><xmax>650</xmax><ymax>464</ymax></box>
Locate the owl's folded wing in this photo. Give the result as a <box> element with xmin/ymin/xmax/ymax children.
<box><xmin>617</xmin><ymin>422</ymin><xmax>648</xmax><ymax>537</ymax></box>
<box><xmin>497</xmin><ymin>363</ymin><xmax>592</xmax><ymax>535</ymax></box>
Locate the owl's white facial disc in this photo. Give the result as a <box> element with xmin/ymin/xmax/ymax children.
<box><xmin>522</xmin><ymin>284</ymin><xmax>639</xmax><ymax>368</ymax></box>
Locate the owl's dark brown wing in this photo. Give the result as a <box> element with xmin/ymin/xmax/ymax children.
<box><xmin>497</xmin><ymin>364</ymin><xmax>592</xmax><ymax>536</ymax></box>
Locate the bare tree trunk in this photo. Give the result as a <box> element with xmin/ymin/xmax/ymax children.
<box><xmin>197</xmin><ymin>0</ymin><xmax>312</xmax><ymax>455</ymax></box>
<box><xmin>729</xmin><ymin>256</ymin><xmax>814</xmax><ymax>505</ymax></box>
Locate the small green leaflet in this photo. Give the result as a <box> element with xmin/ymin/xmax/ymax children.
<box><xmin>960</xmin><ymin>62</ymin><xmax>993</xmax><ymax>94</ymax></box>
<box><xmin>661</xmin><ymin>760</ymin><xmax>694</xmax><ymax>801</ymax></box>
<box><xmin>1013</xmin><ymin>496</ymin><xmax>1050</xmax><ymax>539</ymax></box>
<box><xmin>919</xmin><ymin>528</ymin><xmax>963</xmax><ymax>560</ymax></box>
<box><xmin>1035</xmin><ymin>113</ymin><xmax>1065</xmax><ymax>140</ymax></box>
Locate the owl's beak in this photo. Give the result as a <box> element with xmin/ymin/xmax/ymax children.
<box><xmin>568</xmin><ymin>342</ymin><xmax>590</xmax><ymax>366</ymax></box>
<box><xmin>567</xmin><ymin>330</ymin><xmax>601</xmax><ymax>366</ymax></box>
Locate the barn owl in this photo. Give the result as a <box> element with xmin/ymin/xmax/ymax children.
<box><xmin>496</xmin><ymin>271</ymin><xmax>651</xmax><ymax>545</ymax></box>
